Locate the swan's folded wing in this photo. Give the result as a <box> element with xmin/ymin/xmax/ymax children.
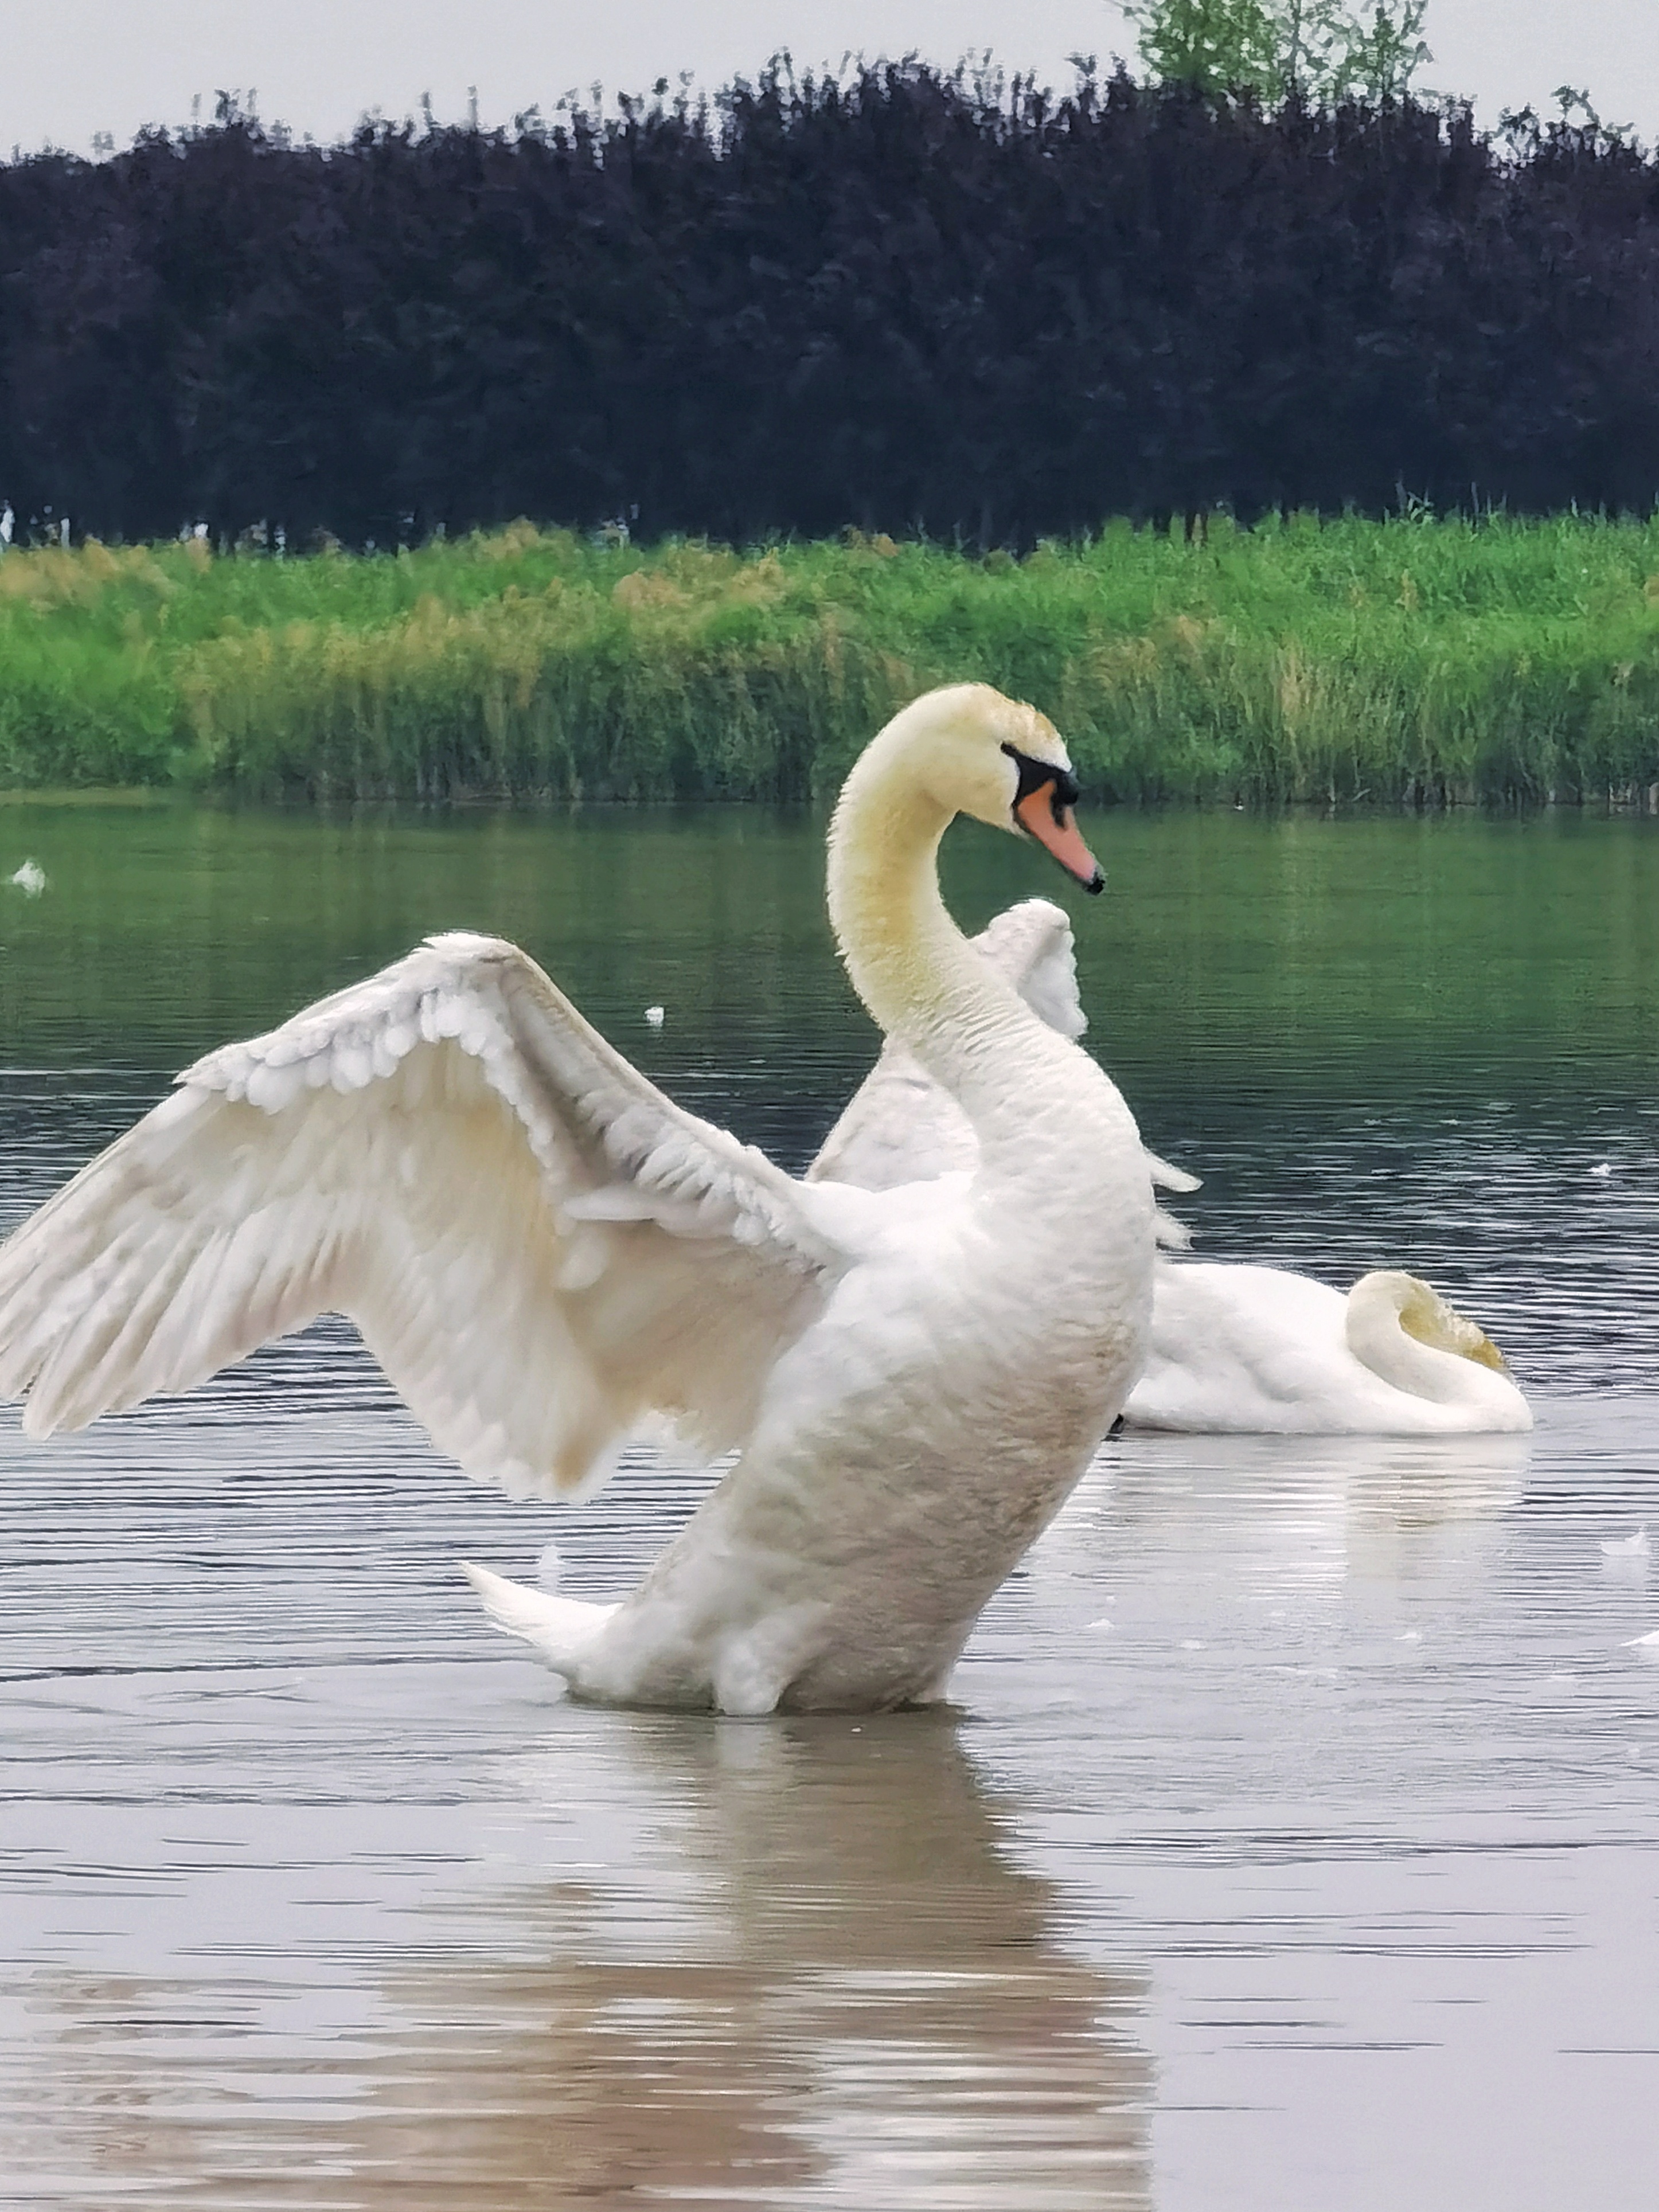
<box><xmin>0</xmin><ymin>932</ymin><xmax>844</xmax><ymax>1498</ymax></box>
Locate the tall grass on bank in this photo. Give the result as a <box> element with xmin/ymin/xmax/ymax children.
<box><xmin>3</xmin><ymin>516</ymin><xmax>1659</xmax><ymax>805</ymax></box>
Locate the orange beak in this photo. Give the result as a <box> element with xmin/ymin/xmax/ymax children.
<box><xmin>1015</xmin><ymin>783</ymin><xmax>1105</xmax><ymax>894</ymax></box>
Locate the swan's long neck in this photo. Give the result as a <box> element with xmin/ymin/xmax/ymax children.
<box><xmin>826</xmin><ymin>744</ymin><xmax>1061</xmax><ymax>1160</ymax></box>
<box><xmin>1345</xmin><ymin>1272</ymin><xmax>1512</xmax><ymax>1408</ymax></box>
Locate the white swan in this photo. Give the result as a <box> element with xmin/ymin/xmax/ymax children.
<box><xmin>0</xmin><ymin>685</ymin><xmax>1156</xmax><ymax>1713</ymax></box>
<box><xmin>816</xmin><ymin>898</ymin><xmax>1532</xmax><ymax>1438</ymax></box>
<box><xmin>1125</xmin><ymin>1261</ymin><xmax>1531</xmax><ymax>1434</ymax></box>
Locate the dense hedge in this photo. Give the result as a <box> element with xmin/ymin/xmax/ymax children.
<box><xmin>2</xmin><ymin>68</ymin><xmax>1658</xmax><ymax>547</ymax></box>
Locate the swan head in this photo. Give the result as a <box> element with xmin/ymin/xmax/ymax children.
<box><xmin>862</xmin><ymin>684</ymin><xmax>1104</xmax><ymax>893</ymax></box>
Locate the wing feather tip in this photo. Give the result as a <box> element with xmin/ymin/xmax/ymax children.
<box><xmin>1145</xmin><ymin>1148</ymin><xmax>1203</xmax><ymax>1195</ymax></box>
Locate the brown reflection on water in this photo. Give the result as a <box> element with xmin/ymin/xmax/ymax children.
<box><xmin>10</xmin><ymin>1714</ymin><xmax>1151</xmax><ymax>2210</ymax></box>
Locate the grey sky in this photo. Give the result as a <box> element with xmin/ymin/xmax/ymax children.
<box><xmin>7</xmin><ymin>1</ymin><xmax>1657</xmax><ymax>159</ymax></box>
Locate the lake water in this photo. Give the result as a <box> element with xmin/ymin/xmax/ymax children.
<box><xmin>2</xmin><ymin>801</ymin><xmax>1657</xmax><ymax>2210</ymax></box>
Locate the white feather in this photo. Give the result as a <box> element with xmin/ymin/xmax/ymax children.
<box><xmin>0</xmin><ymin>934</ymin><xmax>841</xmax><ymax>1497</ymax></box>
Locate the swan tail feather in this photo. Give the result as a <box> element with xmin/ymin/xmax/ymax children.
<box><xmin>461</xmin><ymin>1561</ymin><xmax>616</xmax><ymax>1676</ymax></box>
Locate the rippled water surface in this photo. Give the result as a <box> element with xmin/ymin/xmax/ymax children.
<box><xmin>2</xmin><ymin>802</ymin><xmax>1657</xmax><ymax>2210</ymax></box>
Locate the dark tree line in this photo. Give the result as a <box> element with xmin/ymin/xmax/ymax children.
<box><xmin>2</xmin><ymin>64</ymin><xmax>1658</xmax><ymax>546</ymax></box>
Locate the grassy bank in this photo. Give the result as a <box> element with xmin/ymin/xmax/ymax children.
<box><xmin>3</xmin><ymin>516</ymin><xmax>1659</xmax><ymax>805</ymax></box>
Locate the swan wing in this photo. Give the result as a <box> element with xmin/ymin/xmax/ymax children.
<box><xmin>971</xmin><ymin>897</ymin><xmax>1090</xmax><ymax>1041</ymax></box>
<box><xmin>0</xmin><ymin>932</ymin><xmax>844</xmax><ymax>1498</ymax></box>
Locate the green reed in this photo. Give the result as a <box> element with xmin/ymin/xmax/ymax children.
<box><xmin>3</xmin><ymin>513</ymin><xmax>1659</xmax><ymax>804</ymax></box>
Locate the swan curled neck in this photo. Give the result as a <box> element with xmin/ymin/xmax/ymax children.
<box><xmin>1345</xmin><ymin>1270</ymin><xmax>1511</xmax><ymax>1400</ymax></box>
<box><xmin>0</xmin><ymin>683</ymin><xmax>1155</xmax><ymax>1711</ymax></box>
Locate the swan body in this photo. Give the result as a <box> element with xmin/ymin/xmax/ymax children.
<box><xmin>1126</xmin><ymin>1262</ymin><xmax>1531</xmax><ymax>1435</ymax></box>
<box><xmin>0</xmin><ymin>685</ymin><xmax>1154</xmax><ymax>1713</ymax></box>
<box><xmin>817</xmin><ymin>900</ymin><xmax>1532</xmax><ymax>1439</ymax></box>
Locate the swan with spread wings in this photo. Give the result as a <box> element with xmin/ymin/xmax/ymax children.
<box><xmin>0</xmin><ymin>685</ymin><xmax>1158</xmax><ymax>1714</ymax></box>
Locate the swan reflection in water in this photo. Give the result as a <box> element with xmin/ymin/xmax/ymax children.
<box><xmin>1087</xmin><ymin>1424</ymin><xmax>1532</xmax><ymax>1561</ymax></box>
<box><xmin>6</xmin><ymin>1429</ymin><xmax>1540</xmax><ymax>2206</ymax></box>
<box><xmin>1023</xmin><ymin>1425</ymin><xmax>1535</xmax><ymax>1668</ymax></box>
<box><xmin>9</xmin><ymin>1713</ymin><xmax>1153</xmax><ymax>2210</ymax></box>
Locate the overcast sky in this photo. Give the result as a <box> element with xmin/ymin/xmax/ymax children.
<box><xmin>7</xmin><ymin>1</ymin><xmax>1657</xmax><ymax>159</ymax></box>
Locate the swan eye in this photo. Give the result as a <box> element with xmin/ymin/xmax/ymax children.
<box><xmin>1002</xmin><ymin>742</ymin><xmax>1080</xmax><ymax>827</ymax></box>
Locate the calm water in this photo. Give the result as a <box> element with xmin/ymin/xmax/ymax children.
<box><xmin>2</xmin><ymin>802</ymin><xmax>1657</xmax><ymax>2210</ymax></box>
